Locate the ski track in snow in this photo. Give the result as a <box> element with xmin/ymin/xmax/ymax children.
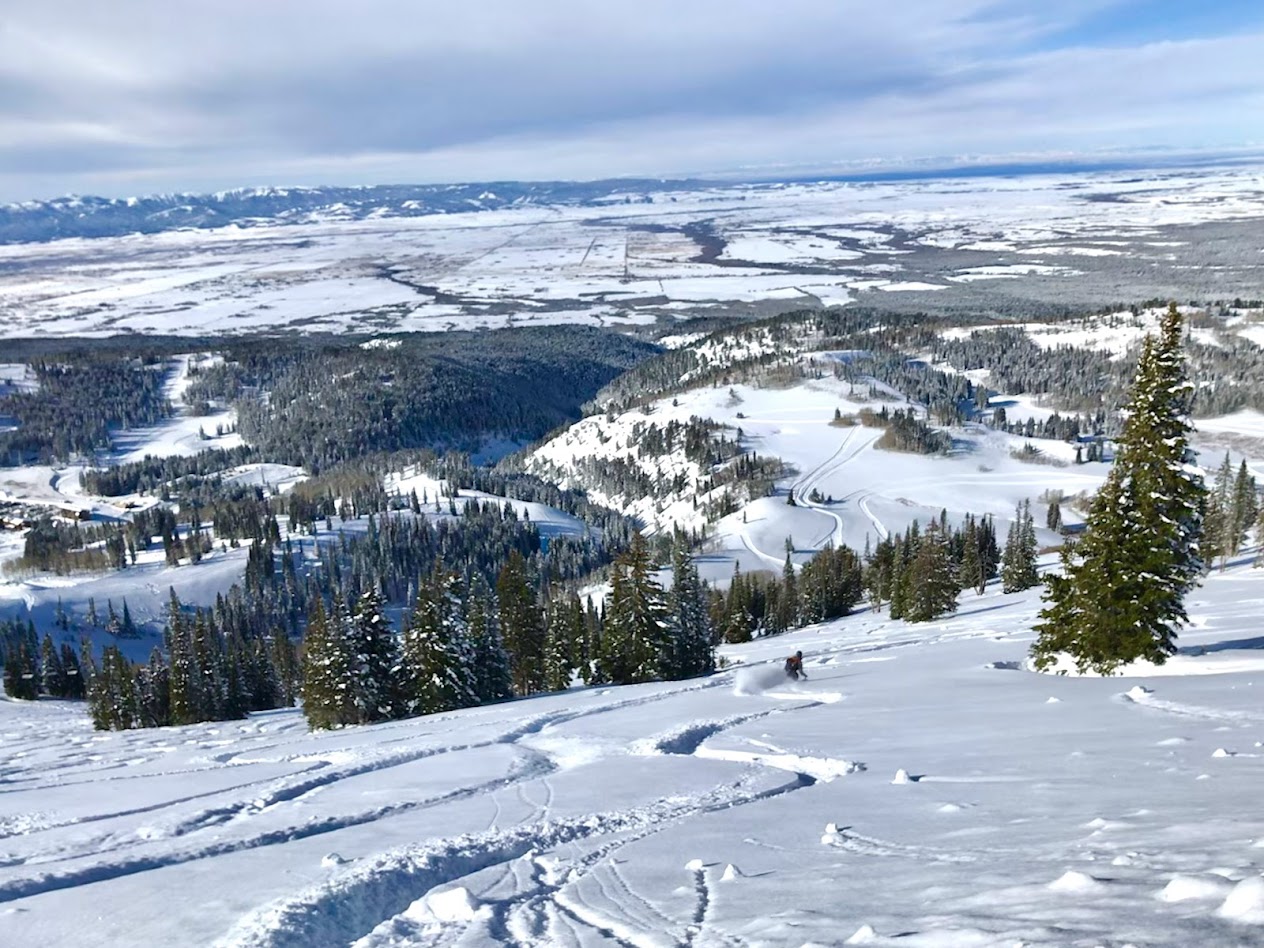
<box><xmin>5</xmin><ymin>565</ymin><xmax>1264</xmax><ymax>946</ymax></box>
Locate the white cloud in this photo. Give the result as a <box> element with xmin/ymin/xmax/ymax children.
<box><xmin>0</xmin><ymin>1</ymin><xmax>1261</xmax><ymax>199</ymax></box>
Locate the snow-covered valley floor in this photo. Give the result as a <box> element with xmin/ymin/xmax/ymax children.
<box><xmin>3</xmin><ymin>565</ymin><xmax>1264</xmax><ymax>947</ymax></box>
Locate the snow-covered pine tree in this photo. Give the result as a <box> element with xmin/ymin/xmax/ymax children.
<box><xmin>60</xmin><ymin>642</ymin><xmax>85</xmax><ymax>699</ymax></box>
<box><xmin>191</xmin><ymin>609</ymin><xmax>228</xmax><ymax>721</ymax></box>
<box><xmin>903</xmin><ymin>521</ymin><xmax>958</xmax><ymax>622</ymax></box>
<box><xmin>1032</xmin><ymin>304</ymin><xmax>1205</xmax><ymax>674</ymax></box>
<box><xmin>136</xmin><ymin>647</ymin><xmax>171</xmax><ymax>727</ymax></box>
<box><xmin>468</xmin><ymin>575</ymin><xmax>513</xmax><ymax>704</ymax></box>
<box><xmin>399</xmin><ymin>567</ymin><xmax>478</xmax><ymax>716</ymax></box>
<box><xmin>776</xmin><ymin>553</ymin><xmax>799</xmax><ymax>633</ymax></box>
<box><xmin>720</xmin><ymin>565</ymin><xmax>754</xmax><ymax>644</ymax></box>
<box><xmin>90</xmin><ymin>645</ymin><xmax>139</xmax><ymax>730</ymax></box>
<box><xmin>39</xmin><ymin>633</ymin><xmax>67</xmax><ymax>697</ymax></box>
<box><xmin>2</xmin><ymin>640</ymin><xmax>37</xmax><ymax>700</ymax></box>
<box><xmin>667</xmin><ymin>538</ymin><xmax>715</xmax><ymax>679</ymax></box>
<box><xmin>496</xmin><ymin>551</ymin><xmax>545</xmax><ymax>696</ymax></box>
<box><xmin>167</xmin><ymin>603</ymin><xmax>197</xmax><ymax>725</ymax></box>
<box><xmin>542</xmin><ymin>592</ymin><xmax>575</xmax><ymax>692</ymax></box>
<box><xmin>1203</xmin><ymin>452</ymin><xmax>1234</xmax><ymax>569</ymax></box>
<box><xmin>301</xmin><ymin>598</ymin><xmax>352</xmax><ymax>729</ymax></box>
<box><xmin>1231</xmin><ymin>460</ymin><xmax>1258</xmax><ymax>562</ymax></box>
<box><xmin>1046</xmin><ymin>498</ymin><xmax>1063</xmax><ymax>532</ymax></box>
<box><xmin>1000</xmin><ymin>501</ymin><xmax>1039</xmax><ymax>593</ymax></box>
<box><xmin>349</xmin><ymin>587</ymin><xmax>399</xmax><ymax>723</ymax></box>
<box><xmin>621</xmin><ymin>533</ymin><xmax>672</xmax><ymax>682</ymax></box>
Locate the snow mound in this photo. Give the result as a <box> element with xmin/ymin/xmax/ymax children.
<box><xmin>937</xmin><ymin>803</ymin><xmax>963</xmax><ymax>813</ymax></box>
<box><xmin>721</xmin><ymin>864</ymin><xmax>743</xmax><ymax>882</ymax></box>
<box><xmin>320</xmin><ymin>853</ymin><xmax>348</xmax><ymax>868</ymax></box>
<box><xmin>1157</xmin><ymin>875</ymin><xmax>1233</xmax><ymax>902</ymax></box>
<box><xmin>1045</xmin><ymin>696</ymin><xmax>1061</xmax><ymax>704</ymax></box>
<box><xmin>892</xmin><ymin>768</ymin><xmax>917</xmax><ymax>785</ymax></box>
<box><xmin>404</xmin><ymin>886</ymin><xmax>481</xmax><ymax>923</ymax></box>
<box><xmin>845</xmin><ymin>923</ymin><xmax>879</xmax><ymax>943</ymax></box>
<box><xmin>1219</xmin><ymin>877</ymin><xmax>1264</xmax><ymax>923</ymax></box>
<box><xmin>685</xmin><ymin>858</ymin><xmax>705</xmax><ymax>871</ymax></box>
<box><xmin>1048</xmin><ymin>870</ymin><xmax>1109</xmax><ymax>894</ymax></box>
<box><xmin>1212</xmin><ymin>747</ymin><xmax>1236</xmax><ymax>758</ymax></box>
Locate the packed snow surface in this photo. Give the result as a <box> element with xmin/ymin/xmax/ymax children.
<box><xmin>2</xmin><ymin>565</ymin><xmax>1263</xmax><ymax>946</ymax></box>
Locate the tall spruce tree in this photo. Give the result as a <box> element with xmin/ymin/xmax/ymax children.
<box><xmin>1032</xmin><ymin>304</ymin><xmax>1205</xmax><ymax>674</ymax></box>
<box><xmin>903</xmin><ymin>521</ymin><xmax>958</xmax><ymax>622</ymax></box>
<box><xmin>496</xmin><ymin>551</ymin><xmax>545</xmax><ymax>696</ymax></box>
<box><xmin>348</xmin><ymin>588</ymin><xmax>399</xmax><ymax>724</ymax></box>
<box><xmin>1000</xmin><ymin>501</ymin><xmax>1039</xmax><ymax>593</ymax></box>
<box><xmin>468</xmin><ymin>575</ymin><xmax>513</xmax><ymax>704</ymax></box>
<box><xmin>667</xmin><ymin>539</ymin><xmax>715</xmax><ymax>678</ymax></box>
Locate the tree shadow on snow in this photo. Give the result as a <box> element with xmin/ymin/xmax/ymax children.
<box><xmin>1179</xmin><ymin>635</ymin><xmax>1264</xmax><ymax>655</ymax></box>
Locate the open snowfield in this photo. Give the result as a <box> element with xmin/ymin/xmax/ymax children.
<box><xmin>526</xmin><ymin>372</ymin><xmax>1112</xmax><ymax>579</ymax></box>
<box><xmin>2</xmin><ymin>563</ymin><xmax>1264</xmax><ymax>947</ymax></box>
<box><xmin>3</xmin><ymin>166</ymin><xmax>1264</xmax><ymax>336</ymax></box>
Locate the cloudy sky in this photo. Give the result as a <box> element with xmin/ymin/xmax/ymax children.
<box><xmin>2</xmin><ymin>0</ymin><xmax>1262</xmax><ymax>201</ymax></box>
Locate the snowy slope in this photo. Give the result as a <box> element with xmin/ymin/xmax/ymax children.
<box><xmin>2</xmin><ymin>563</ymin><xmax>1264</xmax><ymax>946</ymax></box>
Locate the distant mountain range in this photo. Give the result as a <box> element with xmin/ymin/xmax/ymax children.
<box><xmin>0</xmin><ymin>179</ymin><xmax>681</xmax><ymax>244</ymax></box>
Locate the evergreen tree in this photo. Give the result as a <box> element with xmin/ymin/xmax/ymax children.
<box><xmin>348</xmin><ymin>588</ymin><xmax>399</xmax><ymax>723</ymax></box>
<box><xmin>136</xmin><ymin>647</ymin><xmax>171</xmax><ymax>727</ymax></box>
<box><xmin>903</xmin><ymin>521</ymin><xmax>958</xmax><ymax>622</ymax></box>
<box><xmin>301</xmin><ymin>598</ymin><xmax>354</xmax><ymax>729</ymax></box>
<box><xmin>1230</xmin><ymin>460</ymin><xmax>1258</xmax><ymax>563</ymax></box>
<box><xmin>39</xmin><ymin>633</ymin><xmax>67</xmax><ymax>697</ymax></box>
<box><xmin>400</xmin><ymin>568</ymin><xmax>477</xmax><ymax>715</ymax></box>
<box><xmin>542</xmin><ymin>592</ymin><xmax>575</xmax><ymax>692</ymax></box>
<box><xmin>167</xmin><ymin>602</ymin><xmax>197</xmax><ymax>725</ymax></box>
<box><xmin>600</xmin><ymin>534</ymin><xmax>671</xmax><ymax>683</ymax></box>
<box><xmin>1032</xmin><ymin>305</ymin><xmax>1205</xmax><ymax>674</ymax></box>
<box><xmin>60</xmin><ymin>642</ymin><xmax>85</xmax><ymax>699</ymax></box>
<box><xmin>1046</xmin><ymin>499</ymin><xmax>1063</xmax><ymax>533</ymax></box>
<box><xmin>667</xmin><ymin>539</ymin><xmax>715</xmax><ymax>678</ymax></box>
<box><xmin>2</xmin><ymin>641</ymin><xmax>37</xmax><ymax>700</ymax></box>
<box><xmin>496</xmin><ymin>551</ymin><xmax>545</xmax><ymax>696</ymax></box>
<box><xmin>89</xmin><ymin>645</ymin><xmax>139</xmax><ymax>730</ymax></box>
<box><xmin>468</xmin><ymin>575</ymin><xmax>514</xmax><ymax>704</ymax></box>
<box><xmin>1203</xmin><ymin>452</ymin><xmax>1235</xmax><ymax>569</ymax></box>
<box><xmin>1001</xmin><ymin>501</ymin><xmax>1039</xmax><ymax>593</ymax></box>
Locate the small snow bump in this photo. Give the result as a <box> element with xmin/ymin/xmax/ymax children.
<box><xmin>937</xmin><ymin>803</ymin><xmax>963</xmax><ymax>813</ymax></box>
<box><xmin>1158</xmin><ymin>874</ymin><xmax>1232</xmax><ymax>902</ymax></box>
<box><xmin>1196</xmin><ymin>773</ymin><xmax>1212</xmax><ymax>780</ymax></box>
<box><xmin>1218</xmin><ymin>876</ymin><xmax>1264</xmax><ymax>923</ymax></box>
<box><xmin>1048</xmin><ymin>870</ymin><xmax>1109</xmax><ymax>894</ymax></box>
<box><xmin>1212</xmin><ymin>747</ymin><xmax>1236</xmax><ymax>758</ymax></box>
<box><xmin>1045</xmin><ymin>696</ymin><xmax>1061</xmax><ymax>703</ymax></box>
<box><xmin>321</xmin><ymin>852</ymin><xmax>349</xmax><ymax>868</ymax></box>
<box><xmin>405</xmin><ymin>886</ymin><xmax>481</xmax><ymax>923</ymax></box>
<box><xmin>845</xmin><ymin>923</ymin><xmax>878</xmax><ymax>944</ymax></box>
<box><xmin>685</xmin><ymin>858</ymin><xmax>704</xmax><ymax>871</ymax></box>
<box><xmin>720</xmin><ymin>864</ymin><xmax>743</xmax><ymax>882</ymax></box>
<box><xmin>1126</xmin><ymin>685</ymin><xmax>1154</xmax><ymax>699</ymax></box>
<box><xmin>892</xmin><ymin>768</ymin><xmax>916</xmax><ymax>785</ymax></box>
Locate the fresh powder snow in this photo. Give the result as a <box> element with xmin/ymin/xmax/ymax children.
<box><xmin>1</xmin><ymin>563</ymin><xmax>1263</xmax><ymax>946</ymax></box>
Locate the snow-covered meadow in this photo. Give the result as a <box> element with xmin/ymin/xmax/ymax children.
<box><xmin>2</xmin><ymin>561</ymin><xmax>1264</xmax><ymax>947</ymax></box>
<box><xmin>3</xmin><ymin>165</ymin><xmax>1264</xmax><ymax>337</ymax></box>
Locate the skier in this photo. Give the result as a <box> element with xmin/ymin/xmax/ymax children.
<box><xmin>784</xmin><ymin>650</ymin><xmax>806</xmax><ymax>681</ymax></box>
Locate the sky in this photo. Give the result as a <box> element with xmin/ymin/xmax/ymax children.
<box><xmin>1</xmin><ymin>0</ymin><xmax>1263</xmax><ymax>202</ymax></box>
